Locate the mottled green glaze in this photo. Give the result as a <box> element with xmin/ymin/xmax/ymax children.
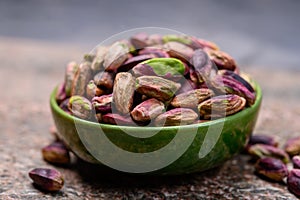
<box><xmin>50</xmin><ymin>77</ymin><xmax>262</xmax><ymax>175</ymax></box>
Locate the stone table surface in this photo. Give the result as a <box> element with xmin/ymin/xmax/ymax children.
<box><xmin>0</xmin><ymin>37</ymin><xmax>300</xmax><ymax>199</ymax></box>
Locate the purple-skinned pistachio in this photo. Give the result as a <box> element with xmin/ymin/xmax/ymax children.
<box><xmin>132</xmin><ymin>58</ymin><xmax>185</xmax><ymax>81</ymax></box>
<box><xmin>113</xmin><ymin>72</ymin><xmax>136</xmax><ymax>114</ymax></box>
<box><xmin>285</xmin><ymin>136</ymin><xmax>300</xmax><ymax>156</ymax></box>
<box><xmin>197</xmin><ymin>38</ymin><xmax>219</xmax><ymax>50</ymax></box>
<box><xmin>93</xmin><ymin>71</ymin><xmax>114</xmax><ymax>92</ymax></box>
<box><xmin>212</xmin><ymin>74</ymin><xmax>256</xmax><ymax>106</ymax></box>
<box><xmin>92</xmin><ymin>94</ymin><xmax>112</xmax><ymax>113</ymax></box>
<box><xmin>292</xmin><ymin>156</ymin><xmax>300</xmax><ymax>169</ymax></box>
<box><xmin>68</xmin><ymin>95</ymin><xmax>92</xmax><ymax>119</ymax></box>
<box><xmin>86</xmin><ymin>80</ymin><xmax>97</xmax><ymax>99</ymax></box>
<box><xmin>130</xmin><ymin>32</ymin><xmax>149</xmax><ymax>49</ymax></box>
<box><xmin>130</xmin><ymin>33</ymin><xmax>163</xmax><ymax>50</ymax></box>
<box><xmin>118</xmin><ymin>54</ymin><xmax>157</xmax><ymax>72</ymax></box>
<box><xmin>198</xmin><ymin>94</ymin><xmax>246</xmax><ymax>120</ymax></box>
<box><xmin>139</xmin><ymin>47</ymin><xmax>170</xmax><ymax>58</ymax></box>
<box><xmin>102</xmin><ymin>113</ymin><xmax>135</xmax><ymax>126</ymax></box>
<box><xmin>91</xmin><ymin>46</ymin><xmax>108</xmax><ymax>72</ymax></box>
<box><xmin>204</xmin><ymin>48</ymin><xmax>237</xmax><ymax>71</ymax></box>
<box><xmin>55</xmin><ymin>82</ymin><xmax>67</xmax><ymax>104</ymax></box>
<box><xmin>42</xmin><ymin>141</ymin><xmax>70</xmax><ymax>165</ymax></box>
<box><xmin>104</xmin><ymin>40</ymin><xmax>130</xmax><ymax>72</ymax></box>
<box><xmin>59</xmin><ymin>98</ymin><xmax>71</xmax><ymax>114</ymax></box>
<box><xmin>190</xmin><ymin>49</ymin><xmax>217</xmax><ymax>85</ymax></box>
<box><xmin>154</xmin><ymin>108</ymin><xmax>198</xmax><ymax>126</ymax></box>
<box><xmin>162</xmin><ymin>34</ymin><xmax>203</xmax><ymax>50</ymax></box>
<box><xmin>248</xmin><ymin>134</ymin><xmax>279</xmax><ymax>147</ymax></box>
<box><xmin>255</xmin><ymin>157</ymin><xmax>288</xmax><ymax>182</ymax></box>
<box><xmin>29</xmin><ymin>168</ymin><xmax>64</xmax><ymax>192</ymax></box>
<box><xmin>147</xmin><ymin>34</ymin><xmax>163</xmax><ymax>45</ymax></box>
<box><xmin>136</xmin><ymin>76</ymin><xmax>181</xmax><ymax>102</ymax></box>
<box><xmin>218</xmin><ymin>70</ymin><xmax>255</xmax><ymax>93</ymax></box>
<box><xmin>164</xmin><ymin>41</ymin><xmax>194</xmax><ymax>61</ymax></box>
<box><xmin>131</xmin><ymin>98</ymin><xmax>165</xmax><ymax>122</ymax></box>
<box><xmin>171</xmin><ymin>88</ymin><xmax>215</xmax><ymax>109</ymax></box>
<box><xmin>71</xmin><ymin>61</ymin><xmax>92</xmax><ymax>96</ymax></box>
<box><xmin>248</xmin><ymin>144</ymin><xmax>290</xmax><ymax>164</ymax></box>
<box><xmin>287</xmin><ymin>169</ymin><xmax>300</xmax><ymax>197</ymax></box>
<box><xmin>64</xmin><ymin>61</ymin><xmax>79</xmax><ymax>97</ymax></box>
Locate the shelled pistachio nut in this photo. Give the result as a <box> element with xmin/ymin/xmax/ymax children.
<box><xmin>287</xmin><ymin>169</ymin><xmax>300</xmax><ymax>197</ymax></box>
<box><xmin>285</xmin><ymin>136</ymin><xmax>300</xmax><ymax>156</ymax></box>
<box><xmin>171</xmin><ymin>88</ymin><xmax>214</xmax><ymax>108</ymax></box>
<box><xmin>71</xmin><ymin>61</ymin><xmax>92</xmax><ymax>96</ymax></box>
<box><xmin>132</xmin><ymin>58</ymin><xmax>185</xmax><ymax>81</ymax></box>
<box><xmin>248</xmin><ymin>144</ymin><xmax>290</xmax><ymax>164</ymax></box>
<box><xmin>118</xmin><ymin>54</ymin><xmax>156</xmax><ymax>72</ymax></box>
<box><xmin>204</xmin><ymin>48</ymin><xmax>237</xmax><ymax>71</ymax></box>
<box><xmin>218</xmin><ymin>69</ymin><xmax>255</xmax><ymax>93</ymax></box>
<box><xmin>197</xmin><ymin>38</ymin><xmax>219</xmax><ymax>50</ymax></box>
<box><xmin>255</xmin><ymin>157</ymin><xmax>288</xmax><ymax>182</ymax></box>
<box><xmin>162</xmin><ymin>34</ymin><xmax>203</xmax><ymax>49</ymax></box>
<box><xmin>212</xmin><ymin>74</ymin><xmax>256</xmax><ymax>106</ymax></box>
<box><xmin>164</xmin><ymin>41</ymin><xmax>194</xmax><ymax>61</ymax></box>
<box><xmin>92</xmin><ymin>94</ymin><xmax>112</xmax><ymax>113</ymax></box>
<box><xmin>68</xmin><ymin>95</ymin><xmax>92</xmax><ymax>119</ymax></box>
<box><xmin>91</xmin><ymin>46</ymin><xmax>107</xmax><ymax>72</ymax></box>
<box><xmin>248</xmin><ymin>134</ymin><xmax>279</xmax><ymax>147</ymax></box>
<box><xmin>103</xmin><ymin>41</ymin><xmax>130</xmax><ymax>71</ymax></box>
<box><xmin>136</xmin><ymin>75</ymin><xmax>181</xmax><ymax>102</ymax></box>
<box><xmin>93</xmin><ymin>71</ymin><xmax>114</xmax><ymax>92</ymax></box>
<box><xmin>198</xmin><ymin>94</ymin><xmax>246</xmax><ymax>119</ymax></box>
<box><xmin>102</xmin><ymin>113</ymin><xmax>135</xmax><ymax>126</ymax></box>
<box><xmin>138</xmin><ymin>47</ymin><xmax>170</xmax><ymax>58</ymax></box>
<box><xmin>42</xmin><ymin>141</ymin><xmax>70</xmax><ymax>165</ymax></box>
<box><xmin>113</xmin><ymin>72</ymin><xmax>136</xmax><ymax>114</ymax></box>
<box><xmin>190</xmin><ymin>49</ymin><xmax>217</xmax><ymax>85</ymax></box>
<box><xmin>64</xmin><ymin>61</ymin><xmax>79</xmax><ymax>97</ymax></box>
<box><xmin>86</xmin><ymin>80</ymin><xmax>97</xmax><ymax>99</ymax></box>
<box><xmin>28</xmin><ymin>168</ymin><xmax>64</xmax><ymax>192</ymax></box>
<box><xmin>154</xmin><ymin>108</ymin><xmax>198</xmax><ymax>126</ymax></box>
<box><xmin>130</xmin><ymin>32</ymin><xmax>149</xmax><ymax>49</ymax></box>
<box><xmin>292</xmin><ymin>156</ymin><xmax>300</xmax><ymax>169</ymax></box>
<box><xmin>131</xmin><ymin>98</ymin><xmax>165</xmax><ymax>122</ymax></box>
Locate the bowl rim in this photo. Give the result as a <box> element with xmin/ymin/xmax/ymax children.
<box><xmin>50</xmin><ymin>76</ymin><xmax>262</xmax><ymax>131</ymax></box>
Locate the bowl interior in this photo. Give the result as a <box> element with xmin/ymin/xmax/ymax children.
<box><xmin>50</xmin><ymin>77</ymin><xmax>262</xmax><ymax>174</ymax></box>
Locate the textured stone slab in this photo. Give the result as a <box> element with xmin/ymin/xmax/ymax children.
<box><xmin>0</xmin><ymin>38</ymin><xmax>299</xmax><ymax>199</ymax></box>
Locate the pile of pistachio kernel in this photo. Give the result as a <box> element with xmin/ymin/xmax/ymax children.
<box><xmin>56</xmin><ymin>33</ymin><xmax>256</xmax><ymax>126</ymax></box>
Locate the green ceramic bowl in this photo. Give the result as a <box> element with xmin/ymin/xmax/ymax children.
<box><xmin>50</xmin><ymin>76</ymin><xmax>262</xmax><ymax>175</ymax></box>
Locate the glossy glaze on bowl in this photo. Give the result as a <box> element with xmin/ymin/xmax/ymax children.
<box><xmin>50</xmin><ymin>78</ymin><xmax>262</xmax><ymax>175</ymax></box>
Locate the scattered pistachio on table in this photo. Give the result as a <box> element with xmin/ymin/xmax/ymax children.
<box><xmin>42</xmin><ymin>141</ymin><xmax>70</xmax><ymax>165</ymax></box>
<box><xmin>255</xmin><ymin>157</ymin><xmax>288</xmax><ymax>182</ymax></box>
<box><xmin>248</xmin><ymin>134</ymin><xmax>279</xmax><ymax>147</ymax></box>
<box><xmin>292</xmin><ymin>156</ymin><xmax>300</xmax><ymax>169</ymax></box>
<box><xmin>28</xmin><ymin>168</ymin><xmax>64</xmax><ymax>192</ymax></box>
<box><xmin>285</xmin><ymin>136</ymin><xmax>300</xmax><ymax>156</ymax></box>
<box><xmin>246</xmin><ymin>133</ymin><xmax>300</xmax><ymax>198</ymax></box>
<box><xmin>247</xmin><ymin>144</ymin><xmax>290</xmax><ymax>164</ymax></box>
<box><xmin>287</xmin><ymin>169</ymin><xmax>300</xmax><ymax>197</ymax></box>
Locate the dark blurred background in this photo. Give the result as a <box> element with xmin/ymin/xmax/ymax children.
<box><xmin>0</xmin><ymin>0</ymin><xmax>299</xmax><ymax>68</ymax></box>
